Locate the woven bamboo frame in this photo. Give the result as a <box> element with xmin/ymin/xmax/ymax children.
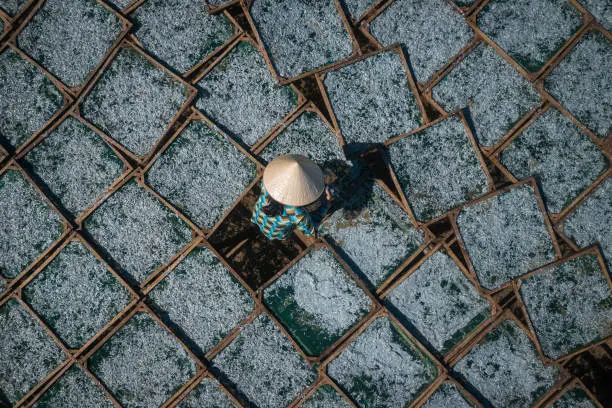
<box><xmin>140</xmin><ymin>106</ymin><xmax>265</xmax><ymax>238</ymax></box>
<box><xmin>448</xmin><ymin>178</ymin><xmax>562</xmax><ymax>296</ymax></box>
<box><xmin>10</xmin><ymin>0</ymin><xmax>133</xmax><ymax>98</ymax></box>
<box><xmin>447</xmin><ymin>309</ymin><xmax>570</xmax><ymax>408</ymax></box>
<box><xmin>342</xmin><ymin>0</ymin><xmax>387</xmax><ymax>26</ymax></box>
<box><xmin>487</xmin><ymin>100</ymin><xmax>611</xmax><ymax>222</ymax></box>
<box><xmin>318</xmin><ymin>306</ymin><xmax>448</xmax><ymax>408</ymax></box>
<box><xmin>0</xmin><ymin>0</ymin><xmax>37</xmax><ymax>20</ymax></box>
<box><xmin>75</xmin><ymin>38</ymin><xmax>198</xmax><ymax>166</ymax></box>
<box><xmin>241</xmin><ymin>0</ymin><xmax>362</xmax><ymax>86</ymax></box>
<box><xmin>379</xmin><ymin>237</ymin><xmax>500</xmax><ymax>363</ymax></box>
<box><xmin>512</xmin><ymin>246</ymin><xmax>612</xmax><ymax>364</ymax></box>
<box><xmin>447</xmin><ymin>0</ymin><xmax>486</xmax><ymax>16</ymax></box>
<box><xmin>0</xmin><ymin>42</ymin><xmax>74</xmax><ymax>157</ymax></box>
<box><xmin>190</xmin><ymin>32</ymin><xmax>308</xmax><ymax>152</ymax></box>
<box><xmin>315</xmin><ymin>43</ymin><xmax>430</xmax><ymax>152</ymax></box>
<box><xmin>552</xmin><ymin>171</ymin><xmax>611</xmax><ymax>261</ymax></box>
<box><xmin>287</xmin><ymin>374</ymin><xmax>358</xmax><ymax>408</ymax></box>
<box><xmin>0</xmin><ymin>9</ymin><xmax>12</xmax><ymax>43</ymax></box>
<box><xmin>411</xmin><ymin>374</ymin><xmax>484</xmax><ymax>408</ymax></box>
<box><xmin>13</xmin><ymin>106</ymin><xmax>135</xmax><ymax>225</ymax></box>
<box><xmin>127</xmin><ymin>0</ymin><xmax>243</xmax><ymax>79</ymax></box>
<box><xmin>0</xmin><ymin>159</ymin><xmax>72</xmax><ymax>302</ymax></box>
<box><xmin>166</xmin><ymin>370</ymin><xmax>245</xmax><ymax>408</ymax></box>
<box><xmin>466</xmin><ymin>0</ymin><xmax>593</xmax><ymax>82</ymax></box>
<box><xmin>0</xmin><ymin>143</ymin><xmax>9</xmax><ymax>166</ymax></box>
<box><xmin>383</xmin><ymin>109</ymin><xmax>495</xmax><ymax>228</ymax></box>
<box><xmin>534</xmin><ymin>23</ymin><xmax>612</xmax><ymax>142</ymax></box>
<box><xmin>540</xmin><ymin>377</ymin><xmax>605</xmax><ymax>408</ymax></box>
<box><xmin>357</xmin><ymin>0</ymin><xmax>477</xmax><ymax>91</ymax></box>
<box><xmin>258</xmin><ymin>240</ymin><xmax>382</xmax><ymax>364</ymax></box>
<box><xmin>204</xmin><ymin>0</ymin><xmax>242</xmax><ymax>15</ymax></box>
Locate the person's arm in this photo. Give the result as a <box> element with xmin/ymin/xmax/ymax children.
<box><xmin>311</xmin><ymin>199</ymin><xmax>331</xmax><ymax>224</ymax></box>
<box><xmin>310</xmin><ymin>186</ymin><xmax>335</xmax><ymax>225</ymax></box>
<box><xmin>295</xmin><ymin>212</ymin><xmax>316</xmax><ymax>236</ymax></box>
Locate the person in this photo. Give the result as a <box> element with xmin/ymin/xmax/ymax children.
<box><xmin>251</xmin><ymin>154</ymin><xmax>333</xmax><ymax>240</ymax></box>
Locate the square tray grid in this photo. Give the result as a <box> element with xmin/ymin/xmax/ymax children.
<box><xmin>449</xmin><ymin>178</ymin><xmax>562</xmax><ymax>295</ymax></box>
<box><xmin>0</xmin><ymin>160</ymin><xmax>71</xmax><ymax>297</ymax></box>
<box><xmin>554</xmin><ymin>173</ymin><xmax>612</xmax><ymax>273</ymax></box>
<box><xmin>242</xmin><ymin>0</ymin><xmax>360</xmax><ymax>85</ymax></box>
<box><xmin>318</xmin><ymin>177</ymin><xmax>434</xmax><ymax>293</ymax></box>
<box><xmin>0</xmin><ymin>0</ymin><xmax>37</xmax><ymax>21</ymax></box>
<box><xmin>17</xmin><ymin>233</ymin><xmax>139</xmax><ymax>350</ymax></box>
<box><xmin>0</xmin><ymin>295</ymin><xmax>72</xmax><ymax>407</ymax></box>
<box><xmin>411</xmin><ymin>375</ymin><xmax>484</xmax><ymax>408</ymax></box>
<box><xmin>536</xmin><ymin>25</ymin><xmax>611</xmax><ymax>141</ymax></box>
<box><xmin>379</xmin><ymin>239</ymin><xmax>499</xmax><ymax>362</ymax></box>
<box><xmin>76</xmin><ymin>38</ymin><xmax>197</xmax><ymax>166</ymax></box>
<box><xmin>14</xmin><ymin>108</ymin><xmax>134</xmax><ymax>224</ymax></box>
<box><xmin>79</xmin><ymin>303</ymin><xmax>206</xmax><ymax>408</ymax></box>
<box><xmin>0</xmin><ymin>9</ymin><xmax>11</xmax><ymax>43</ymax></box>
<box><xmin>0</xmin><ymin>234</ymin><xmax>140</xmax><ymax>408</ymax></box>
<box><xmin>1</xmin><ymin>1</ymin><xmax>610</xmax><ymax>406</ymax></box>
<box><xmin>467</xmin><ymin>0</ymin><xmax>591</xmax><ymax>81</ymax></box>
<box><xmin>321</xmin><ymin>308</ymin><xmax>446</xmax><ymax>408</ymax></box>
<box><xmin>488</xmin><ymin>102</ymin><xmax>610</xmax><ymax>218</ymax></box>
<box><xmin>0</xmin><ymin>42</ymin><xmax>73</xmax><ymax>156</ymax></box>
<box><xmin>204</xmin><ymin>0</ymin><xmax>241</xmax><ymax>15</ymax></box>
<box><xmin>292</xmin><ymin>378</ymin><xmax>356</xmax><ymax>408</ymax></box>
<box><xmin>540</xmin><ymin>377</ymin><xmax>604</xmax><ymax>408</ymax></box>
<box><xmin>316</xmin><ymin>45</ymin><xmax>429</xmax><ymax>153</ymax></box>
<box><xmin>513</xmin><ymin>247</ymin><xmax>612</xmax><ymax>363</ymax></box>
<box><xmin>128</xmin><ymin>0</ymin><xmax>243</xmax><ymax>78</ymax></box>
<box><xmin>384</xmin><ymin>111</ymin><xmax>494</xmax><ymax>227</ymax></box>
<box><xmin>570</xmin><ymin>0</ymin><xmax>612</xmax><ymax>33</ymax></box>
<box><xmin>28</xmin><ymin>361</ymin><xmax>121</xmax><ymax>408</ymax></box>
<box><xmin>191</xmin><ymin>34</ymin><xmax>306</xmax><ymax>150</ymax></box>
<box><xmin>359</xmin><ymin>0</ymin><xmax>475</xmax><ymax>87</ymax></box>
<box><xmin>341</xmin><ymin>0</ymin><xmax>386</xmax><ymax>24</ymax></box>
<box><xmin>169</xmin><ymin>372</ymin><xmax>243</xmax><ymax>408</ymax></box>
<box><xmin>423</xmin><ymin>37</ymin><xmax>544</xmax><ymax>155</ymax></box>
<box><xmin>10</xmin><ymin>234</ymin><xmax>254</xmax><ymax>407</ymax></box>
<box><xmin>448</xmin><ymin>310</ymin><xmax>569</xmax><ymax>408</ymax></box>
<box><xmin>259</xmin><ymin>242</ymin><xmax>379</xmax><ymax>363</ymax></box>
<box><xmin>142</xmin><ymin>107</ymin><xmax>263</xmax><ymax>237</ymax></box>
<box><xmin>11</xmin><ymin>0</ymin><xmax>133</xmax><ymax>97</ymax></box>
<box><xmin>80</xmin><ymin>173</ymin><xmax>201</xmax><ymax>291</ymax></box>
<box><xmin>252</xmin><ymin>101</ymin><xmax>345</xmax><ymax>169</ymax></box>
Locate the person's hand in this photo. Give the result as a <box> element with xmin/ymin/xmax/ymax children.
<box><xmin>325</xmin><ymin>186</ymin><xmax>335</xmax><ymax>202</ymax></box>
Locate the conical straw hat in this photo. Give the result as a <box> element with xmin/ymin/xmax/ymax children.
<box><xmin>263</xmin><ymin>154</ymin><xmax>325</xmax><ymax>206</ymax></box>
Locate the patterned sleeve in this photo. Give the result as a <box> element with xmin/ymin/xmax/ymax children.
<box><xmin>260</xmin><ymin>182</ymin><xmax>271</xmax><ymax>205</ymax></box>
<box><xmin>295</xmin><ymin>213</ymin><xmax>316</xmax><ymax>236</ymax></box>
